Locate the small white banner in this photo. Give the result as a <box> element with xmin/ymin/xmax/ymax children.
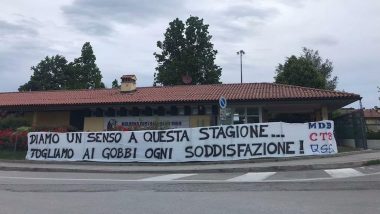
<box><xmin>26</xmin><ymin>121</ymin><xmax>337</xmax><ymax>162</ymax></box>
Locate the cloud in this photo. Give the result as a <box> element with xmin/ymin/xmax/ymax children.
<box><xmin>0</xmin><ymin>18</ymin><xmax>45</xmax><ymax>76</ymax></box>
<box><xmin>275</xmin><ymin>0</ymin><xmax>307</xmax><ymax>8</ymax></box>
<box><xmin>307</xmin><ymin>35</ymin><xmax>339</xmax><ymax>46</ymax></box>
<box><xmin>62</xmin><ymin>0</ymin><xmax>279</xmax><ymax>38</ymax></box>
<box><xmin>62</xmin><ymin>0</ymin><xmax>183</xmax><ymax>35</ymax></box>
<box><xmin>0</xmin><ymin>0</ymin><xmax>378</xmax><ymax>108</ymax></box>
<box><xmin>196</xmin><ymin>3</ymin><xmax>280</xmax><ymax>45</ymax></box>
<box><xmin>223</xmin><ymin>5</ymin><xmax>279</xmax><ymax>20</ymax></box>
<box><xmin>0</xmin><ymin>39</ymin><xmax>57</xmax><ymax>90</ymax></box>
<box><xmin>0</xmin><ymin>19</ymin><xmax>38</xmax><ymax>38</ymax></box>
<box><xmin>0</xmin><ymin>16</ymin><xmax>60</xmax><ymax>91</ymax></box>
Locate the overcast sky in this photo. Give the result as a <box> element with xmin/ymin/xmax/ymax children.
<box><xmin>0</xmin><ymin>0</ymin><xmax>379</xmax><ymax>108</ymax></box>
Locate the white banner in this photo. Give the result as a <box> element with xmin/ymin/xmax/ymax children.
<box><xmin>26</xmin><ymin>121</ymin><xmax>337</xmax><ymax>162</ymax></box>
<box><xmin>104</xmin><ymin>116</ymin><xmax>190</xmax><ymax>130</ymax></box>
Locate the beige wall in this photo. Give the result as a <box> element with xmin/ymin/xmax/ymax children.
<box><xmin>32</xmin><ymin>111</ymin><xmax>70</xmax><ymax>127</ymax></box>
<box><xmin>315</xmin><ymin>110</ymin><xmax>322</xmax><ymax>121</ymax></box>
<box><xmin>83</xmin><ymin>117</ymin><xmax>104</xmax><ymax>131</ymax></box>
<box><xmin>366</xmin><ymin>118</ymin><xmax>379</xmax><ymax>125</ymax></box>
<box><xmin>190</xmin><ymin>115</ymin><xmax>211</xmax><ymax>128</ymax></box>
<box><xmin>120</xmin><ymin>82</ymin><xmax>136</xmax><ymax>92</ymax></box>
<box><xmin>366</xmin><ymin>118</ymin><xmax>380</xmax><ymax>132</ymax></box>
<box><xmin>313</xmin><ymin>106</ymin><xmax>328</xmax><ymax>121</ymax></box>
<box><xmin>21</xmin><ymin>112</ymin><xmax>34</xmax><ymax>124</ymax></box>
<box><xmin>368</xmin><ymin>140</ymin><xmax>380</xmax><ymax>149</ymax></box>
<box><xmin>321</xmin><ymin>106</ymin><xmax>329</xmax><ymax>120</ymax></box>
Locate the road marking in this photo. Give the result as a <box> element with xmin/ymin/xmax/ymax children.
<box><xmin>325</xmin><ymin>168</ymin><xmax>364</xmax><ymax>178</ymax></box>
<box><xmin>227</xmin><ymin>172</ymin><xmax>276</xmax><ymax>182</ymax></box>
<box><xmin>0</xmin><ymin>170</ymin><xmax>379</xmax><ymax>183</ymax></box>
<box><xmin>0</xmin><ymin>176</ymin><xmax>137</xmax><ymax>182</ymax></box>
<box><xmin>139</xmin><ymin>174</ymin><xmax>196</xmax><ymax>181</ymax></box>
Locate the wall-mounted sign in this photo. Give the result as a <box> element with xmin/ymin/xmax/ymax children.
<box><xmin>26</xmin><ymin>120</ymin><xmax>337</xmax><ymax>162</ymax></box>
<box><xmin>104</xmin><ymin>116</ymin><xmax>190</xmax><ymax>130</ymax></box>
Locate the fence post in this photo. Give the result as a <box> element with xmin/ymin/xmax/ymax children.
<box><xmin>358</xmin><ymin>102</ymin><xmax>368</xmax><ymax>149</ymax></box>
<box><xmin>13</xmin><ymin>132</ymin><xmax>18</xmax><ymax>152</ymax></box>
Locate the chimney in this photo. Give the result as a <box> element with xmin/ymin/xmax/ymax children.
<box><xmin>120</xmin><ymin>75</ymin><xmax>137</xmax><ymax>92</ymax></box>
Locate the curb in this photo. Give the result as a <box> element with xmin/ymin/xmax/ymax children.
<box><xmin>0</xmin><ymin>149</ymin><xmax>375</xmax><ymax>166</ymax></box>
<box><xmin>0</xmin><ymin>150</ymin><xmax>378</xmax><ymax>174</ymax></box>
<box><xmin>0</xmin><ymin>159</ymin><xmax>377</xmax><ymax>174</ymax></box>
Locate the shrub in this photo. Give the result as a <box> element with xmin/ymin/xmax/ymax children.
<box><xmin>364</xmin><ymin>159</ymin><xmax>380</xmax><ymax>166</ymax></box>
<box><xmin>0</xmin><ymin>129</ymin><xmax>28</xmax><ymax>151</ymax></box>
<box><xmin>0</xmin><ymin>125</ymin><xmax>78</xmax><ymax>151</ymax></box>
<box><xmin>0</xmin><ymin>129</ymin><xmax>13</xmax><ymax>149</ymax></box>
<box><xmin>367</xmin><ymin>131</ymin><xmax>380</xmax><ymax>139</ymax></box>
<box><xmin>30</xmin><ymin>125</ymin><xmax>78</xmax><ymax>132</ymax></box>
<box><xmin>0</xmin><ymin>116</ymin><xmax>30</xmax><ymax>130</ymax></box>
<box><xmin>109</xmin><ymin>125</ymin><xmax>129</xmax><ymax>131</ymax></box>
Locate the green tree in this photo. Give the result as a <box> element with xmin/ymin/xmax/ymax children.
<box><xmin>275</xmin><ymin>48</ymin><xmax>338</xmax><ymax>90</ymax></box>
<box><xmin>154</xmin><ymin>16</ymin><xmax>222</xmax><ymax>85</ymax></box>
<box><xmin>20</xmin><ymin>42</ymin><xmax>105</xmax><ymax>91</ymax></box>
<box><xmin>19</xmin><ymin>55</ymin><xmax>68</xmax><ymax>91</ymax></box>
<box><xmin>69</xmin><ymin>42</ymin><xmax>104</xmax><ymax>89</ymax></box>
<box><xmin>112</xmin><ymin>79</ymin><xmax>119</xmax><ymax>88</ymax></box>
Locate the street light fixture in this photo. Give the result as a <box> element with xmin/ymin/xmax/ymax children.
<box><xmin>237</xmin><ymin>50</ymin><xmax>245</xmax><ymax>83</ymax></box>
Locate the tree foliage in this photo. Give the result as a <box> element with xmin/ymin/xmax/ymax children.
<box><xmin>68</xmin><ymin>42</ymin><xmax>104</xmax><ymax>89</ymax></box>
<box><xmin>154</xmin><ymin>16</ymin><xmax>222</xmax><ymax>86</ymax></box>
<box><xmin>19</xmin><ymin>42</ymin><xmax>104</xmax><ymax>91</ymax></box>
<box><xmin>19</xmin><ymin>55</ymin><xmax>68</xmax><ymax>91</ymax></box>
<box><xmin>275</xmin><ymin>48</ymin><xmax>338</xmax><ymax>90</ymax></box>
<box><xmin>112</xmin><ymin>79</ymin><xmax>119</xmax><ymax>88</ymax></box>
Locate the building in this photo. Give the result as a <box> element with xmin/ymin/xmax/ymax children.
<box><xmin>0</xmin><ymin>75</ymin><xmax>360</xmax><ymax>131</ymax></box>
<box><xmin>364</xmin><ymin>109</ymin><xmax>380</xmax><ymax>132</ymax></box>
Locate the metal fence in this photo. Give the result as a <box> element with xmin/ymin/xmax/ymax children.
<box><xmin>333</xmin><ymin>109</ymin><xmax>367</xmax><ymax>149</ymax></box>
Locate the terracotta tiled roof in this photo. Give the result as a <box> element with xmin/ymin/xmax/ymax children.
<box><xmin>0</xmin><ymin>83</ymin><xmax>360</xmax><ymax>107</ymax></box>
<box><xmin>364</xmin><ymin>109</ymin><xmax>380</xmax><ymax>118</ymax></box>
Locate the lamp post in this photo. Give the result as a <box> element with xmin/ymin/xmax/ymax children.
<box><xmin>236</xmin><ymin>50</ymin><xmax>245</xmax><ymax>83</ymax></box>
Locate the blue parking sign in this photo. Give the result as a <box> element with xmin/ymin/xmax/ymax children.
<box><xmin>219</xmin><ymin>96</ymin><xmax>227</xmax><ymax>109</ymax></box>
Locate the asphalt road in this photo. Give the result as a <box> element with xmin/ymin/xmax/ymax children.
<box><xmin>1</xmin><ymin>166</ymin><xmax>380</xmax><ymax>214</ymax></box>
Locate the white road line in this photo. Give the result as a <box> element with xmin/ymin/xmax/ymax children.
<box><xmin>0</xmin><ymin>176</ymin><xmax>136</xmax><ymax>182</ymax></box>
<box><xmin>139</xmin><ymin>174</ymin><xmax>196</xmax><ymax>181</ymax></box>
<box><xmin>0</xmin><ymin>170</ymin><xmax>378</xmax><ymax>183</ymax></box>
<box><xmin>325</xmin><ymin>168</ymin><xmax>364</xmax><ymax>178</ymax></box>
<box><xmin>227</xmin><ymin>172</ymin><xmax>276</xmax><ymax>182</ymax></box>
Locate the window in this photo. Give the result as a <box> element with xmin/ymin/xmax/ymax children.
<box><xmin>156</xmin><ymin>106</ymin><xmax>165</xmax><ymax>116</ymax></box>
<box><xmin>118</xmin><ymin>107</ymin><xmax>127</xmax><ymax>116</ymax></box>
<box><xmin>247</xmin><ymin>107</ymin><xmax>260</xmax><ymax>123</ymax></box>
<box><xmin>95</xmin><ymin>108</ymin><xmax>103</xmax><ymax>117</ymax></box>
<box><xmin>233</xmin><ymin>107</ymin><xmax>245</xmax><ymax>124</ymax></box>
<box><xmin>184</xmin><ymin>106</ymin><xmax>191</xmax><ymax>115</ymax></box>
<box><xmin>131</xmin><ymin>107</ymin><xmax>140</xmax><ymax>116</ymax></box>
<box><xmin>170</xmin><ymin>106</ymin><xmax>178</xmax><ymax>115</ymax></box>
<box><xmin>105</xmin><ymin>108</ymin><xmax>115</xmax><ymax>117</ymax></box>
<box><xmin>143</xmin><ymin>106</ymin><xmax>153</xmax><ymax>116</ymax></box>
<box><xmin>198</xmin><ymin>105</ymin><xmax>206</xmax><ymax>115</ymax></box>
<box><xmin>232</xmin><ymin>107</ymin><xmax>260</xmax><ymax>124</ymax></box>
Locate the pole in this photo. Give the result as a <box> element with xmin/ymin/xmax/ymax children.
<box><xmin>237</xmin><ymin>50</ymin><xmax>245</xmax><ymax>84</ymax></box>
<box><xmin>240</xmin><ymin>53</ymin><xmax>242</xmax><ymax>83</ymax></box>
<box><xmin>359</xmin><ymin>99</ymin><xmax>368</xmax><ymax>149</ymax></box>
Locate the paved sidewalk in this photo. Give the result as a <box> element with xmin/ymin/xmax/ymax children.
<box><xmin>0</xmin><ymin>150</ymin><xmax>379</xmax><ymax>173</ymax></box>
